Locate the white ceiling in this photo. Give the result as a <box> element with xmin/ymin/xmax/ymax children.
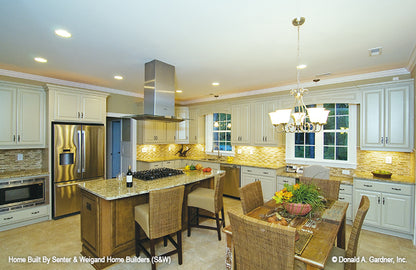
<box><xmin>1</xmin><ymin>0</ymin><xmax>416</xmax><ymax>102</ymax></box>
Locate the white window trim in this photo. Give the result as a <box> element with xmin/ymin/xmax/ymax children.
<box><xmin>205</xmin><ymin>114</ymin><xmax>235</xmax><ymax>156</ymax></box>
<box><xmin>286</xmin><ymin>104</ymin><xmax>357</xmax><ymax>169</ymax></box>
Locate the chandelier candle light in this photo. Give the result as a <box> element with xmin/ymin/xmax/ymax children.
<box><xmin>269</xmin><ymin>17</ymin><xmax>329</xmax><ymax>133</ymax></box>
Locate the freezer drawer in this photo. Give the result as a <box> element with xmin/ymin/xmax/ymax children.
<box><xmin>53</xmin><ymin>181</ymin><xmax>81</xmax><ymax>218</ymax></box>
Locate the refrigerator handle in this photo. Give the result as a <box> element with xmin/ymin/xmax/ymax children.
<box><xmin>82</xmin><ymin>130</ymin><xmax>86</xmax><ymax>173</ymax></box>
<box><xmin>77</xmin><ymin>130</ymin><xmax>82</xmax><ymax>173</ymax></box>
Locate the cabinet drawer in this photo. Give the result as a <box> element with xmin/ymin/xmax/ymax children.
<box><xmin>339</xmin><ymin>184</ymin><xmax>353</xmax><ymax>194</ymax></box>
<box><xmin>338</xmin><ymin>193</ymin><xmax>352</xmax><ymax>203</ymax></box>
<box><xmin>379</xmin><ymin>182</ymin><xmax>413</xmax><ymax>196</ymax></box>
<box><xmin>0</xmin><ymin>206</ymin><xmax>48</xmax><ymax>225</ymax></box>
<box><xmin>242</xmin><ymin>167</ymin><xmax>276</xmax><ymax>177</ymax></box>
<box><xmin>354</xmin><ymin>179</ymin><xmax>385</xmax><ymax>191</ymax></box>
<box><xmin>277</xmin><ymin>176</ymin><xmax>296</xmax><ymax>185</ymax></box>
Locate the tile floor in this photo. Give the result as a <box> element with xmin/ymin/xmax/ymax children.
<box><xmin>1</xmin><ymin>197</ymin><xmax>415</xmax><ymax>270</ymax></box>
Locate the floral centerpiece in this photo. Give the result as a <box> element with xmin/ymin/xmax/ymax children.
<box><xmin>273</xmin><ymin>183</ymin><xmax>324</xmax><ymax>215</ymax></box>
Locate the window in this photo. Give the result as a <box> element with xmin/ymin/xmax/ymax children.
<box><xmin>205</xmin><ymin>113</ymin><xmax>233</xmax><ymax>154</ymax></box>
<box><xmin>286</xmin><ymin>103</ymin><xmax>357</xmax><ymax>168</ymax></box>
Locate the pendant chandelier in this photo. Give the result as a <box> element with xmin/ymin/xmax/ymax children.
<box><xmin>269</xmin><ymin>17</ymin><xmax>329</xmax><ymax>133</ymax></box>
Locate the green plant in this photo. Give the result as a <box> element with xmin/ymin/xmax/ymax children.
<box><xmin>273</xmin><ymin>183</ymin><xmax>324</xmax><ymax>212</ymax></box>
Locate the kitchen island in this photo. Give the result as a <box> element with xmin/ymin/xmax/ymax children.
<box><xmin>78</xmin><ymin>169</ymin><xmax>224</xmax><ymax>270</ymax></box>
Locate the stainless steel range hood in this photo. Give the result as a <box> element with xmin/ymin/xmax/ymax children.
<box><xmin>130</xmin><ymin>59</ymin><xmax>184</xmax><ymax>122</ymax></box>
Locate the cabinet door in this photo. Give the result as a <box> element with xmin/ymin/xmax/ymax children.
<box><xmin>361</xmin><ymin>88</ymin><xmax>384</xmax><ymax>148</ymax></box>
<box><xmin>381</xmin><ymin>193</ymin><xmax>412</xmax><ymax>233</ymax></box>
<box><xmin>155</xmin><ymin>121</ymin><xmax>166</xmax><ymax>143</ymax></box>
<box><xmin>81</xmin><ymin>95</ymin><xmax>105</xmax><ymax>123</ymax></box>
<box><xmin>241</xmin><ymin>173</ymin><xmax>257</xmax><ymax>187</ymax></box>
<box><xmin>253</xmin><ymin>101</ymin><xmax>278</xmax><ymax>145</ymax></box>
<box><xmin>276</xmin><ymin>176</ymin><xmax>296</xmax><ymax>191</ymax></box>
<box><xmin>384</xmin><ymin>86</ymin><xmax>410</xmax><ymax>150</ymax></box>
<box><xmin>338</xmin><ymin>193</ymin><xmax>353</xmax><ymax>220</ymax></box>
<box><xmin>189</xmin><ymin>109</ymin><xmax>202</xmax><ymax>144</ymax></box>
<box><xmin>166</xmin><ymin>122</ymin><xmax>176</xmax><ymax>143</ymax></box>
<box><xmin>353</xmin><ymin>189</ymin><xmax>381</xmax><ymax>227</ymax></box>
<box><xmin>175</xmin><ymin>107</ymin><xmax>189</xmax><ymax>144</ymax></box>
<box><xmin>17</xmin><ymin>89</ymin><xmax>45</xmax><ymax>146</ymax></box>
<box><xmin>231</xmin><ymin>104</ymin><xmax>250</xmax><ymax>144</ymax></box>
<box><xmin>54</xmin><ymin>91</ymin><xmax>80</xmax><ymax>121</ymax></box>
<box><xmin>258</xmin><ymin>176</ymin><xmax>276</xmax><ymax>201</ymax></box>
<box><xmin>0</xmin><ymin>86</ymin><xmax>16</xmax><ymax>145</ymax></box>
<box><xmin>81</xmin><ymin>192</ymin><xmax>98</xmax><ymax>253</ymax></box>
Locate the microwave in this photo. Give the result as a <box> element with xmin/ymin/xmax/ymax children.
<box><xmin>0</xmin><ymin>176</ymin><xmax>48</xmax><ymax>212</ymax></box>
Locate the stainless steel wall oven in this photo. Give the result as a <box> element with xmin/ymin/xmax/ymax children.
<box><xmin>0</xmin><ymin>176</ymin><xmax>48</xmax><ymax>212</ymax></box>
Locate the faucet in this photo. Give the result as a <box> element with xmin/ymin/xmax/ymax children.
<box><xmin>216</xmin><ymin>143</ymin><xmax>222</xmax><ymax>159</ymax></box>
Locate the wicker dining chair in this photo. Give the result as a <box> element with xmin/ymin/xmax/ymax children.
<box><xmin>239</xmin><ymin>181</ymin><xmax>264</xmax><ymax>214</ymax></box>
<box><xmin>187</xmin><ymin>173</ymin><xmax>226</xmax><ymax>240</ymax></box>
<box><xmin>324</xmin><ymin>195</ymin><xmax>370</xmax><ymax>270</ymax></box>
<box><xmin>299</xmin><ymin>176</ymin><xmax>341</xmax><ymax>200</ymax></box>
<box><xmin>134</xmin><ymin>185</ymin><xmax>185</xmax><ymax>270</ymax></box>
<box><xmin>228</xmin><ymin>208</ymin><xmax>296</xmax><ymax>270</ymax></box>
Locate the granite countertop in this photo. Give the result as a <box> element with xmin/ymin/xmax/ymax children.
<box><xmin>78</xmin><ymin>169</ymin><xmax>225</xmax><ymax>200</ymax></box>
<box><xmin>354</xmin><ymin>171</ymin><xmax>414</xmax><ymax>185</ymax></box>
<box><xmin>0</xmin><ymin>169</ymin><xmax>49</xmax><ymax>180</ymax></box>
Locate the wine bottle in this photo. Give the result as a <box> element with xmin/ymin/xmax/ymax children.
<box><xmin>126</xmin><ymin>165</ymin><xmax>133</xmax><ymax>188</ymax></box>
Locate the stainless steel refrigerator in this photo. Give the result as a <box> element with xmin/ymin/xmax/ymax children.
<box><xmin>52</xmin><ymin>123</ymin><xmax>104</xmax><ymax>219</ymax></box>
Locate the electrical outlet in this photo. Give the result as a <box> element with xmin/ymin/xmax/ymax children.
<box><xmin>17</xmin><ymin>153</ymin><xmax>23</xmax><ymax>161</ymax></box>
<box><xmin>249</xmin><ymin>150</ymin><xmax>254</xmax><ymax>154</ymax></box>
<box><xmin>385</xmin><ymin>156</ymin><xmax>392</xmax><ymax>164</ymax></box>
<box><xmin>237</xmin><ymin>149</ymin><xmax>242</xmax><ymax>154</ymax></box>
<box><xmin>141</xmin><ymin>148</ymin><xmax>147</xmax><ymax>153</ymax></box>
<box><xmin>342</xmin><ymin>170</ymin><xmax>350</xmax><ymax>175</ymax></box>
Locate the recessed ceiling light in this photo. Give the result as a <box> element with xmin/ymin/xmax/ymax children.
<box><xmin>212</xmin><ymin>82</ymin><xmax>220</xmax><ymax>86</ymax></box>
<box><xmin>55</xmin><ymin>29</ymin><xmax>72</xmax><ymax>38</ymax></box>
<box><xmin>296</xmin><ymin>64</ymin><xmax>307</xmax><ymax>69</ymax></box>
<box><xmin>34</xmin><ymin>57</ymin><xmax>47</xmax><ymax>63</ymax></box>
<box><xmin>368</xmin><ymin>47</ymin><xmax>382</xmax><ymax>56</ymax></box>
<box><xmin>175</xmin><ymin>90</ymin><xmax>183</xmax><ymax>93</ymax></box>
<box><xmin>114</xmin><ymin>75</ymin><xmax>123</xmax><ymax>80</ymax></box>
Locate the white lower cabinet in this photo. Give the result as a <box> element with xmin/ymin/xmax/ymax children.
<box><xmin>276</xmin><ymin>176</ymin><xmax>296</xmax><ymax>191</ymax></box>
<box><xmin>338</xmin><ymin>184</ymin><xmax>353</xmax><ymax>221</ymax></box>
<box><xmin>0</xmin><ymin>205</ymin><xmax>49</xmax><ymax>231</ymax></box>
<box><xmin>353</xmin><ymin>178</ymin><xmax>414</xmax><ymax>237</ymax></box>
<box><xmin>241</xmin><ymin>166</ymin><xmax>276</xmax><ymax>201</ymax></box>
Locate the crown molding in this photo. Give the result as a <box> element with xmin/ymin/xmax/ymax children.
<box><xmin>407</xmin><ymin>44</ymin><xmax>416</xmax><ymax>73</ymax></box>
<box><xmin>0</xmin><ymin>68</ymin><xmax>142</xmax><ymax>98</ymax></box>
<box><xmin>180</xmin><ymin>68</ymin><xmax>410</xmax><ymax>105</ymax></box>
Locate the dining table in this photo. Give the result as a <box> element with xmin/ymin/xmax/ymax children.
<box><xmin>223</xmin><ymin>199</ymin><xmax>349</xmax><ymax>270</ymax></box>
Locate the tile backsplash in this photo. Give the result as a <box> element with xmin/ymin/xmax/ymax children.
<box><xmin>0</xmin><ymin>149</ymin><xmax>48</xmax><ymax>173</ymax></box>
<box><xmin>137</xmin><ymin>144</ymin><xmax>414</xmax><ymax>178</ymax></box>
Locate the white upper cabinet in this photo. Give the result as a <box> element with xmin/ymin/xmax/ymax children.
<box><xmin>47</xmin><ymin>85</ymin><xmax>108</xmax><ymax>123</ymax></box>
<box><xmin>175</xmin><ymin>107</ymin><xmax>189</xmax><ymax>144</ymax></box>
<box><xmin>231</xmin><ymin>103</ymin><xmax>250</xmax><ymax>144</ymax></box>
<box><xmin>189</xmin><ymin>109</ymin><xmax>204</xmax><ymax>144</ymax></box>
<box><xmin>360</xmin><ymin>81</ymin><xmax>414</xmax><ymax>152</ymax></box>
<box><xmin>137</xmin><ymin>120</ymin><xmax>168</xmax><ymax>144</ymax></box>
<box><xmin>0</xmin><ymin>82</ymin><xmax>45</xmax><ymax>148</ymax></box>
<box><xmin>252</xmin><ymin>100</ymin><xmax>278</xmax><ymax>146</ymax></box>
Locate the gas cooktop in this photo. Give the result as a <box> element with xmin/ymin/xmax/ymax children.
<box><xmin>133</xmin><ymin>168</ymin><xmax>184</xmax><ymax>181</ymax></box>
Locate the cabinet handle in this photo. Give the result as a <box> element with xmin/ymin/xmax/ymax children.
<box><xmin>391</xmin><ymin>187</ymin><xmax>401</xmax><ymax>191</ymax></box>
<box><xmin>18</xmin><ymin>135</ymin><xmax>20</xmax><ymax>142</ymax></box>
<box><xmin>3</xmin><ymin>216</ymin><xmax>13</xmax><ymax>221</ymax></box>
<box><xmin>31</xmin><ymin>211</ymin><xmax>40</xmax><ymax>215</ymax></box>
<box><xmin>363</xmin><ymin>184</ymin><xmax>373</xmax><ymax>188</ymax></box>
<box><xmin>86</xmin><ymin>202</ymin><xmax>92</xmax><ymax>211</ymax></box>
<box><xmin>339</xmin><ymin>197</ymin><xmax>345</xmax><ymax>200</ymax></box>
<box><xmin>377</xmin><ymin>197</ymin><xmax>380</xmax><ymax>204</ymax></box>
<box><xmin>265</xmin><ymin>136</ymin><xmax>267</xmax><ymax>141</ymax></box>
<box><xmin>283</xmin><ymin>180</ymin><xmax>289</xmax><ymax>183</ymax></box>
<box><xmin>78</xmin><ymin>112</ymin><xmax>80</xmax><ymax>118</ymax></box>
<box><xmin>247</xmin><ymin>170</ymin><xmax>252</xmax><ymax>172</ymax></box>
<box><xmin>381</xmin><ymin>137</ymin><xmax>384</xmax><ymax>143</ymax></box>
<box><xmin>13</xmin><ymin>135</ymin><xmax>16</xmax><ymax>142</ymax></box>
<box><xmin>382</xmin><ymin>198</ymin><xmax>385</xmax><ymax>205</ymax></box>
<box><xmin>340</xmin><ymin>188</ymin><xmax>345</xmax><ymax>191</ymax></box>
<box><xmin>81</xmin><ymin>112</ymin><xmax>84</xmax><ymax>118</ymax></box>
<box><xmin>385</xmin><ymin>137</ymin><xmax>388</xmax><ymax>144</ymax></box>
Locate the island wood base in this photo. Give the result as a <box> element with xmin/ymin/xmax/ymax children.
<box><xmin>80</xmin><ymin>178</ymin><xmax>213</xmax><ymax>270</ymax></box>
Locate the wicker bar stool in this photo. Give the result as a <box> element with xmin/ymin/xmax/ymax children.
<box><xmin>324</xmin><ymin>195</ymin><xmax>370</xmax><ymax>270</ymax></box>
<box><xmin>239</xmin><ymin>181</ymin><xmax>264</xmax><ymax>214</ymax></box>
<box><xmin>187</xmin><ymin>173</ymin><xmax>226</xmax><ymax>240</ymax></box>
<box><xmin>134</xmin><ymin>185</ymin><xmax>185</xmax><ymax>270</ymax></box>
<box><xmin>299</xmin><ymin>176</ymin><xmax>341</xmax><ymax>200</ymax></box>
<box><xmin>228</xmin><ymin>208</ymin><xmax>296</xmax><ymax>269</ymax></box>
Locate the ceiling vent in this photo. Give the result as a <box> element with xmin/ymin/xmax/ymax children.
<box><xmin>368</xmin><ymin>47</ymin><xmax>382</xmax><ymax>56</ymax></box>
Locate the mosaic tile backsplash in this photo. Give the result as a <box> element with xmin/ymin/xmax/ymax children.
<box><xmin>0</xmin><ymin>149</ymin><xmax>48</xmax><ymax>173</ymax></box>
<box><xmin>137</xmin><ymin>144</ymin><xmax>414</xmax><ymax>178</ymax></box>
